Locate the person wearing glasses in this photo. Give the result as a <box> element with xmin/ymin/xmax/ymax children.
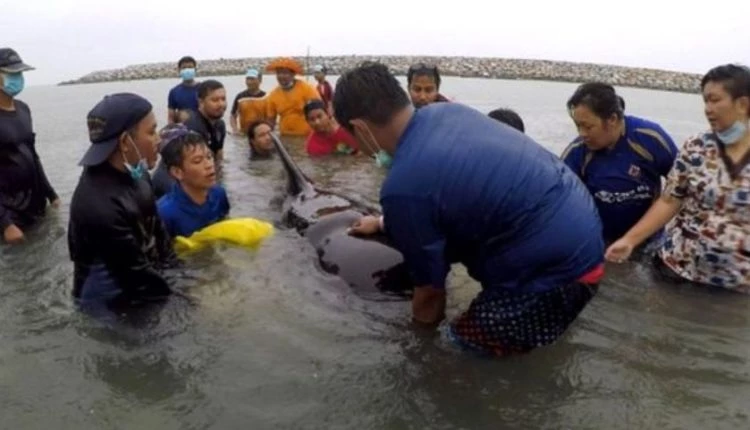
<box><xmin>407</xmin><ymin>63</ymin><xmax>450</xmax><ymax>108</ymax></box>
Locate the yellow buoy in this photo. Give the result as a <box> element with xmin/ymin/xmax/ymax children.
<box><xmin>174</xmin><ymin>217</ymin><xmax>274</xmax><ymax>255</ymax></box>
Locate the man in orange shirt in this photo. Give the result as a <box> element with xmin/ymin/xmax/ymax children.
<box><xmin>265</xmin><ymin>57</ymin><xmax>320</xmax><ymax>137</ymax></box>
<box><xmin>229</xmin><ymin>68</ymin><xmax>266</xmax><ymax>135</ymax></box>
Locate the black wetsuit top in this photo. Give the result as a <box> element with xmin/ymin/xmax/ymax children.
<box><xmin>0</xmin><ymin>100</ymin><xmax>57</xmax><ymax>231</ymax></box>
<box><xmin>184</xmin><ymin>109</ymin><xmax>226</xmax><ymax>155</ymax></box>
<box><xmin>68</xmin><ymin>162</ymin><xmax>177</xmax><ymax>300</ymax></box>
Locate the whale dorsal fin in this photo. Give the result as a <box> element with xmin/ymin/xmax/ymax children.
<box><xmin>270</xmin><ymin>132</ymin><xmax>315</xmax><ymax>197</ymax></box>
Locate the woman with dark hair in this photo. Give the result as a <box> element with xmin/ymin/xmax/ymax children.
<box><xmin>607</xmin><ymin>64</ymin><xmax>750</xmax><ymax>294</ymax></box>
<box><xmin>561</xmin><ymin>82</ymin><xmax>677</xmax><ymax>253</ymax></box>
<box><xmin>406</xmin><ymin>63</ymin><xmax>449</xmax><ymax>108</ymax></box>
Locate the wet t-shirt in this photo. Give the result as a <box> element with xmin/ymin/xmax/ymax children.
<box><xmin>68</xmin><ymin>163</ymin><xmax>177</xmax><ymax>300</ymax></box>
<box><xmin>305</xmin><ymin>127</ymin><xmax>358</xmax><ymax>156</ymax></box>
<box><xmin>157</xmin><ymin>183</ymin><xmax>230</xmax><ymax>238</ymax></box>
<box><xmin>660</xmin><ymin>132</ymin><xmax>750</xmax><ymax>293</ymax></box>
<box><xmin>381</xmin><ymin>103</ymin><xmax>604</xmax><ymax>294</ymax></box>
<box><xmin>0</xmin><ymin>100</ymin><xmax>58</xmax><ymax>231</ymax></box>
<box><xmin>562</xmin><ymin>115</ymin><xmax>677</xmax><ymax>243</ymax></box>
<box><xmin>168</xmin><ymin>82</ymin><xmax>199</xmax><ymax>113</ymax></box>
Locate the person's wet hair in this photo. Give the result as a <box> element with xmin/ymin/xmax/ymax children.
<box><xmin>197</xmin><ymin>79</ymin><xmax>224</xmax><ymax>99</ymax></box>
<box><xmin>304</xmin><ymin>99</ymin><xmax>327</xmax><ymax>119</ymax></box>
<box><xmin>567</xmin><ymin>82</ymin><xmax>625</xmax><ymax>120</ymax></box>
<box><xmin>178</xmin><ymin>56</ymin><xmax>196</xmax><ymax>68</ymax></box>
<box><xmin>701</xmin><ymin>64</ymin><xmax>750</xmax><ymax>113</ymax></box>
<box><xmin>247</xmin><ymin>120</ymin><xmax>270</xmax><ymax>141</ymax></box>
<box><xmin>407</xmin><ymin>63</ymin><xmax>441</xmax><ymax>89</ymax></box>
<box><xmin>333</xmin><ymin>61</ymin><xmax>411</xmax><ymax>134</ymax></box>
<box><xmin>488</xmin><ymin>108</ymin><xmax>525</xmax><ymax>133</ymax></box>
<box><xmin>159</xmin><ymin>126</ymin><xmax>209</xmax><ymax>169</ymax></box>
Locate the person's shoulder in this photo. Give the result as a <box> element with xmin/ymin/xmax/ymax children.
<box><xmin>70</xmin><ymin>171</ymin><xmax>125</xmax><ymax>225</ymax></box>
<box><xmin>210</xmin><ymin>184</ymin><xmax>228</xmax><ymax>199</ymax></box>
<box><xmin>560</xmin><ymin>136</ymin><xmax>586</xmax><ymax>160</ymax></box>
<box><xmin>156</xmin><ymin>190</ymin><xmax>180</xmax><ymax>217</ymax></box>
<box><xmin>628</xmin><ymin>115</ymin><xmax>675</xmax><ymax>152</ymax></box>
<box><xmin>13</xmin><ymin>99</ymin><xmax>30</xmax><ymax>113</ymax></box>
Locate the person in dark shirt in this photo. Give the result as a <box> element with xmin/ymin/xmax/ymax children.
<box><xmin>338</xmin><ymin>62</ymin><xmax>604</xmax><ymax>357</ymax></box>
<box><xmin>229</xmin><ymin>68</ymin><xmax>267</xmax><ymax>135</ymax></box>
<box><xmin>407</xmin><ymin>63</ymin><xmax>450</xmax><ymax>109</ymax></box>
<box><xmin>150</xmin><ymin>124</ymin><xmax>185</xmax><ymax>198</ymax></box>
<box><xmin>312</xmin><ymin>65</ymin><xmax>333</xmax><ymax>113</ymax></box>
<box><xmin>488</xmin><ymin>107</ymin><xmax>525</xmax><ymax>132</ymax></box>
<box><xmin>167</xmin><ymin>56</ymin><xmax>199</xmax><ymax>125</ymax></box>
<box><xmin>0</xmin><ymin>47</ymin><xmax>59</xmax><ymax>244</ymax></box>
<box><xmin>68</xmin><ymin>92</ymin><xmax>178</xmax><ymax>319</ymax></box>
<box><xmin>561</xmin><ymin>82</ymin><xmax>677</xmax><ymax>252</ymax></box>
<box><xmin>156</xmin><ymin>124</ymin><xmax>229</xmax><ymax>238</ymax></box>
<box><xmin>183</xmin><ymin>80</ymin><xmax>227</xmax><ymax>162</ymax></box>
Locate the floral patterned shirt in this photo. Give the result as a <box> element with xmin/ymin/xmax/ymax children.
<box><xmin>660</xmin><ymin>131</ymin><xmax>750</xmax><ymax>293</ymax></box>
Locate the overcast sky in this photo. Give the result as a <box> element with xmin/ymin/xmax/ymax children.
<box><xmin>3</xmin><ymin>0</ymin><xmax>750</xmax><ymax>86</ymax></box>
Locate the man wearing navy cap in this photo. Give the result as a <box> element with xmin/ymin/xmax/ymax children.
<box><xmin>68</xmin><ymin>93</ymin><xmax>178</xmax><ymax>317</ymax></box>
<box><xmin>0</xmin><ymin>47</ymin><xmax>59</xmax><ymax>244</ymax></box>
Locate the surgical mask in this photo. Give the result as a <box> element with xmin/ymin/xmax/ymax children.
<box><xmin>1</xmin><ymin>72</ymin><xmax>24</xmax><ymax>97</ymax></box>
<box><xmin>716</xmin><ymin>121</ymin><xmax>748</xmax><ymax>145</ymax></box>
<box><xmin>124</xmin><ymin>135</ymin><xmax>147</xmax><ymax>180</ymax></box>
<box><xmin>180</xmin><ymin>68</ymin><xmax>196</xmax><ymax>81</ymax></box>
<box><xmin>356</xmin><ymin>123</ymin><xmax>393</xmax><ymax>169</ymax></box>
<box><xmin>375</xmin><ymin>150</ymin><xmax>393</xmax><ymax>168</ymax></box>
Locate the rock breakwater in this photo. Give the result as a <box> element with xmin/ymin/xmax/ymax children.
<box><xmin>59</xmin><ymin>55</ymin><xmax>702</xmax><ymax>93</ymax></box>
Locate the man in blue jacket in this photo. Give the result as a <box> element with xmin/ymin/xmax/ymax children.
<box><xmin>339</xmin><ymin>62</ymin><xmax>605</xmax><ymax>357</ymax></box>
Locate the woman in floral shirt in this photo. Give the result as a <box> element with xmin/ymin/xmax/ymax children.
<box><xmin>606</xmin><ymin>64</ymin><xmax>750</xmax><ymax>294</ymax></box>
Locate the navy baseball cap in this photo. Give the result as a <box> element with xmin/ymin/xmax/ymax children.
<box><xmin>0</xmin><ymin>48</ymin><xmax>34</xmax><ymax>73</ymax></box>
<box><xmin>79</xmin><ymin>93</ymin><xmax>153</xmax><ymax>166</ymax></box>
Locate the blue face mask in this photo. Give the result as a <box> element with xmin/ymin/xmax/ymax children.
<box><xmin>375</xmin><ymin>150</ymin><xmax>393</xmax><ymax>168</ymax></box>
<box><xmin>180</xmin><ymin>68</ymin><xmax>196</xmax><ymax>81</ymax></box>
<box><xmin>1</xmin><ymin>72</ymin><xmax>24</xmax><ymax>97</ymax></box>
<box><xmin>124</xmin><ymin>135</ymin><xmax>148</xmax><ymax>180</ymax></box>
<box><xmin>716</xmin><ymin>121</ymin><xmax>748</xmax><ymax>145</ymax></box>
<box><xmin>356</xmin><ymin>123</ymin><xmax>393</xmax><ymax>169</ymax></box>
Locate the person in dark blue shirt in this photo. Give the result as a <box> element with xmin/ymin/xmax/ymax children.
<box><xmin>183</xmin><ymin>79</ymin><xmax>227</xmax><ymax>162</ymax></box>
<box><xmin>336</xmin><ymin>62</ymin><xmax>605</xmax><ymax>357</ymax></box>
<box><xmin>156</xmin><ymin>124</ymin><xmax>229</xmax><ymax>238</ymax></box>
<box><xmin>562</xmin><ymin>82</ymin><xmax>677</xmax><ymax>253</ymax></box>
<box><xmin>167</xmin><ymin>56</ymin><xmax>199</xmax><ymax>125</ymax></box>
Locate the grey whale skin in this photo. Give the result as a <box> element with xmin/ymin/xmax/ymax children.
<box><xmin>270</xmin><ymin>133</ymin><xmax>413</xmax><ymax>301</ymax></box>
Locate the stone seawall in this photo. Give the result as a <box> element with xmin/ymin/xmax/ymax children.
<box><xmin>59</xmin><ymin>55</ymin><xmax>702</xmax><ymax>94</ymax></box>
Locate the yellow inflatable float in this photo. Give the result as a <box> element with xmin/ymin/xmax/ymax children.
<box><xmin>173</xmin><ymin>217</ymin><xmax>274</xmax><ymax>256</ymax></box>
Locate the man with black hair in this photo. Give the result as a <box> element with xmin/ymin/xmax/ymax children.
<box><xmin>167</xmin><ymin>55</ymin><xmax>199</xmax><ymax>125</ymax></box>
<box><xmin>68</xmin><ymin>93</ymin><xmax>178</xmax><ymax>317</ymax></box>
<box><xmin>487</xmin><ymin>108</ymin><xmax>525</xmax><ymax>133</ymax></box>
<box><xmin>183</xmin><ymin>79</ymin><xmax>227</xmax><ymax>161</ymax></box>
<box><xmin>340</xmin><ymin>62</ymin><xmax>605</xmax><ymax>357</ymax></box>
<box><xmin>156</xmin><ymin>123</ymin><xmax>229</xmax><ymax>238</ymax></box>
<box><xmin>246</xmin><ymin>120</ymin><xmax>274</xmax><ymax>160</ymax></box>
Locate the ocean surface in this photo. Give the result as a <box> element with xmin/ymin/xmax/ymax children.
<box><xmin>0</xmin><ymin>74</ymin><xmax>747</xmax><ymax>429</ymax></box>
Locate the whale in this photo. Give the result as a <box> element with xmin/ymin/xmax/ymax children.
<box><xmin>269</xmin><ymin>133</ymin><xmax>413</xmax><ymax>302</ymax></box>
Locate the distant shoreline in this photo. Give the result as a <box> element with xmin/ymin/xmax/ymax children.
<box><xmin>58</xmin><ymin>55</ymin><xmax>702</xmax><ymax>94</ymax></box>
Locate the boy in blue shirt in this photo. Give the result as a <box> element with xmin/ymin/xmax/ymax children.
<box><xmin>562</xmin><ymin>82</ymin><xmax>677</xmax><ymax>252</ymax></box>
<box><xmin>156</xmin><ymin>124</ymin><xmax>229</xmax><ymax>238</ymax></box>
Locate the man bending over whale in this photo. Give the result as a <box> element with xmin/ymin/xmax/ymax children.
<box><xmin>336</xmin><ymin>62</ymin><xmax>605</xmax><ymax>357</ymax></box>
